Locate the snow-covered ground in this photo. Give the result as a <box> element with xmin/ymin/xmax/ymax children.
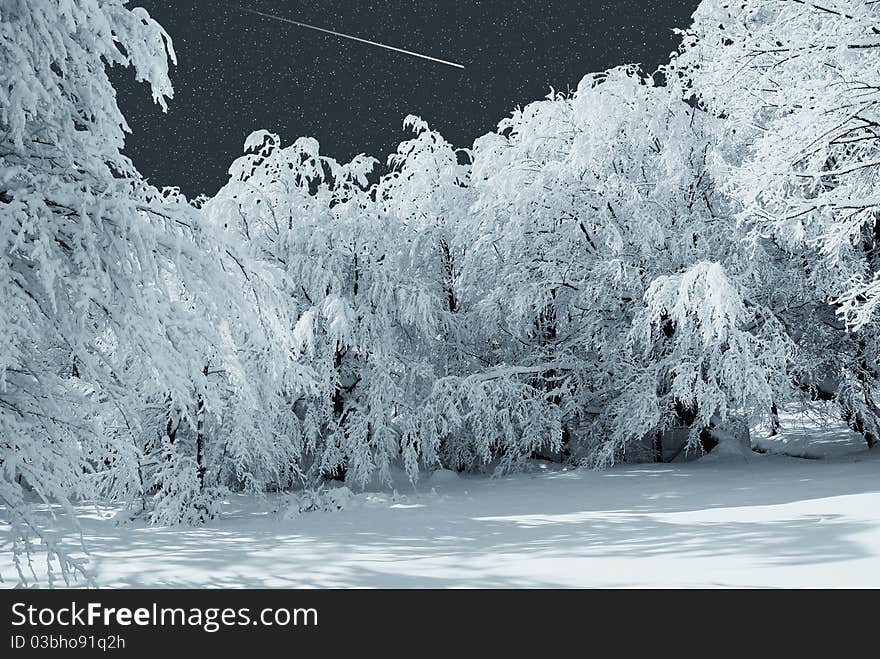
<box><xmin>2</xmin><ymin>406</ymin><xmax>879</xmax><ymax>588</ymax></box>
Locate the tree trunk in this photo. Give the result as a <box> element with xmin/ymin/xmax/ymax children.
<box><xmin>653</xmin><ymin>430</ymin><xmax>664</xmax><ymax>463</ymax></box>
<box><xmin>531</xmin><ymin>288</ymin><xmax>570</xmax><ymax>460</ymax></box>
<box><xmin>164</xmin><ymin>394</ymin><xmax>178</xmax><ymax>445</ymax></box>
<box><xmin>196</xmin><ymin>365</ymin><xmax>208</xmax><ymax>492</ymax></box>
<box><xmin>439</xmin><ymin>237</ymin><xmax>457</xmax><ymax>313</ymax></box>
<box><xmin>769</xmin><ymin>403</ymin><xmax>781</xmax><ymax>437</ymax></box>
<box><xmin>843</xmin><ymin>407</ymin><xmax>878</xmax><ymax>449</ymax></box>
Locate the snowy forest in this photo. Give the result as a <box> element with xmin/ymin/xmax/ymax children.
<box><xmin>1</xmin><ymin>0</ymin><xmax>879</xmax><ymax>587</ymax></box>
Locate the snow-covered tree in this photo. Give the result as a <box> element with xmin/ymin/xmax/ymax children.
<box><xmin>455</xmin><ymin>65</ymin><xmax>790</xmax><ymax>464</ymax></box>
<box><xmin>208</xmin><ymin>130</ymin><xmax>423</xmax><ymax>487</ymax></box>
<box><xmin>0</xmin><ymin>0</ymin><xmax>179</xmax><ymax>583</ymax></box>
<box><xmin>675</xmin><ymin>0</ymin><xmax>880</xmax><ymax>446</ymax></box>
<box><xmin>0</xmin><ymin>0</ymin><xmax>307</xmax><ymax>582</ymax></box>
<box><xmin>376</xmin><ymin>117</ymin><xmax>558</xmax><ymax>474</ymax></box>
<box><xmin>208</xmin><ymin>116</ymin><xmax>566</xmax><ymax>483</ymax></box>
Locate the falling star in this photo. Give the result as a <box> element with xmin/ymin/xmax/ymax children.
<box><xmin>223</xmin><ymin>3</ymin><xmax>466</xmax><ymax>69</ymax></box>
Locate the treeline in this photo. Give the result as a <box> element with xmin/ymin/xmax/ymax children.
<box><xmin>1</xmin><ymin>0</ymin><xmax>878</xmax><ymax>583</ymax></box>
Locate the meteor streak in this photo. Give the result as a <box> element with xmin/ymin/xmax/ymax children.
<box><xmin>223</xmin><ymin>4</ymin><xmax>466</xmax><ymax>69</ymax></box>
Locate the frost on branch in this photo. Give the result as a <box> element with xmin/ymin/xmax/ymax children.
<box><xmin>0</xmin><ymin>0</ymin><xmax>307</xmax><ymax>582</ymax></box>
<box><xmin>675</xmin><ymin>0</ymin><xmax>880</xmax><ymax>330</ymax></box>
<box><xmin>631</xmin><ymin>262</ymin><xmax>787</xmax><ymax>447</ymax></box>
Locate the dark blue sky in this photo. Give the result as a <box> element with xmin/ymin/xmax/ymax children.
<box><xmin>114</xmin><ymin>1</ymin><xmax>701</xmax><ymax>197</ymax></box>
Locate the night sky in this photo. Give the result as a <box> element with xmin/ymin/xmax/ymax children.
<box><xmin>114</xmin><ymin>1</ymin><xmax>702</xmax><ymax>198</ymax></box>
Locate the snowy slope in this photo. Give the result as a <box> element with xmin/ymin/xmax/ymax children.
<box><xmin>2</xmin><ymin>412</ymin><xmax>878</xmax><ymax>588</ymax></box>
